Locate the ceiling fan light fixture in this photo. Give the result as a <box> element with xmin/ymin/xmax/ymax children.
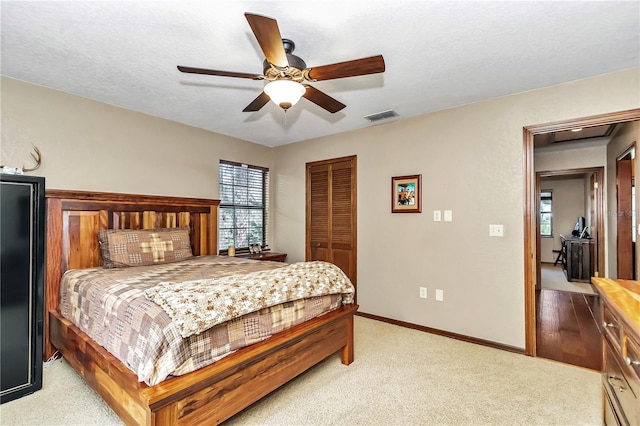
<box><xmin>178</xmin><ymin>13</ymin><xmax>385</xmax><ymax>114</ymax></box>
<box><xmin>264</xmin><ymin>80</ymin><xmax>305</xmax><ymax>110</ymax></box>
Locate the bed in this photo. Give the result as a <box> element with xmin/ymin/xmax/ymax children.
<box><xmin>45</xmin><ymin>190</ymin><xmax>358</xmax><ymax>425</ymax></box>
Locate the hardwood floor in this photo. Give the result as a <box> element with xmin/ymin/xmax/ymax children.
<box><xmin>536</xmin><ymin>288</ymin><xmax>602</xmax><ymax>371</ymax></box>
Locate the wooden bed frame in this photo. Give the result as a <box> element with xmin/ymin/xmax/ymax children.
<box><xmin>45</xmin><ymin>190</ymin><xmax>358</xmax><ymax>425</ymax></box>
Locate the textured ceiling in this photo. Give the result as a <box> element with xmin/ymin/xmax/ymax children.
<box><xmin>1</xmin><ymin>1</ymin><xmax>638</xmax><ymax>147</ymax></box>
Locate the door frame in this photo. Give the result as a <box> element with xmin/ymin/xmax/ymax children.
<box><xmin>616</xmin><ymin>146</ymin><xmax>635</xmax><ymax>279</ymax></box>
<box><xmin>523</xmin><ymin>108</ymin><xmax>640</xmax><ymax>356</ymax></box>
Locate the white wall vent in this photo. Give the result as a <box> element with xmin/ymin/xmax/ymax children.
<box><xmin>364</xmin><ymin>109</ymin><xmax>399</xmax><ymax>122</ymax></box>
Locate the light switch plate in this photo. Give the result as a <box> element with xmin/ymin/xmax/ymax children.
<box><xmin>444</xmin><ymin>210</ymin><xmax>452</xmax><ymax>222</ymax></box>
<box><xmin>433</xmin><ymin>210</ymin><xmax>442</xmax><ymax>221</ymax></box>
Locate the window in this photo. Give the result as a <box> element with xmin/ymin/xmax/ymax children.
<box><xmin>219</xmin><ymin>160</ymin><xmax>268</xmax><ymax>253</ymax></box>
<box><xmin>540</xmin><ymin>190</ymin><xmax>553</xmax><ymax>237</ymax></box>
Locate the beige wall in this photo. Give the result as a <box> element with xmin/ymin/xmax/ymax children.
<box><xmin>606</xmin><ymin>120</ymin><xmax>640</xmax><ymax>278</ymax></box>
<box><xmin>272</xmin><ymin>68</ymin><xmax>640</xmax><ymax>348</ymax></box>
<box><xmin>0</xmin><ymin>77</ymin><xmax>273</xmax><ymax>199</ymax></box>
<box><xmin>535</xmin><ymin>145</ymin><xmax>606</xmax><ymax>172</ymax></box>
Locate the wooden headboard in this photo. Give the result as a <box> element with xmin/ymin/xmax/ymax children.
<box><xmin>44</xmin><ymin>190</ymin><xmax>220</xmax><ymax>359</ymax></box>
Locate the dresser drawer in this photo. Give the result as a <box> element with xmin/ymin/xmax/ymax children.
<box><xmin>603</xmin><ymin>304</ymin><xmax>623</xmax><ymax>350</ymax></box>
<box><xmin>604</xmin><ymin>389</ymin><xmax>623</xmax><ymax>426</ymax></box>
<box><xmin>624</xmin><ymin>334</ymin><xmax>640</xmax><ymax>404</ymax></box>
<box><xmin>605</xmin><ymin>341</ymin><xmax>639</xmax><ymax>426</ymax></box>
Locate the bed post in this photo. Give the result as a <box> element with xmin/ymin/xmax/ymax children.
<box><xmin>208</xmin><ymin>205</ymin><xmax>218</xmax><ymax>255</ymax></box>
<box><xmin>44</xmin><ymin>197</ymin><xmax>63</xmax><ymax>360</ymax></box>
<box><xmin>341</xmin><ymin>312</ymin><xmax>355</xmax><ymax>364</ymax></box>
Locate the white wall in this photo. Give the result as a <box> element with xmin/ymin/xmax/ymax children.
<box><xmin>272</xmin><ymin>68</ymin><xmax>640</xmax><ymax>349</ymax></box>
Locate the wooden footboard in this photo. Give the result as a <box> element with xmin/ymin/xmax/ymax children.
<box><xmin>50</xmin><ymin>304</ymin><xmax>357</xmax><ymax>425</ymax></box>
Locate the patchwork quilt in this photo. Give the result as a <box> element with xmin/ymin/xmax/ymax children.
<box><xmin>59</xmin><ymin>256</ymin><xmax>354</xmax><ymax>385</ymax></box>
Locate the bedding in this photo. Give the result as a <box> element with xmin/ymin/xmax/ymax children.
<box><xmin>146</xmin><ymin>260</ymin><xmax>355</xmax><ymax>338</ymax></box>
<box><xmin>59</xmin><ymin>255</ymin><xmax>354</xmax><ymax>385</ymax></box>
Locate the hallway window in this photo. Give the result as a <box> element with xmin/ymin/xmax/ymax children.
<box><xmin>540</xmin><ymin>190</ymin><xmax>553</xmax><ymax>237</ymax></box>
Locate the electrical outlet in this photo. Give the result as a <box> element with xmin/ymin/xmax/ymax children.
<box><xmin>489</xmin><ymin>224</ymin><xmax>504</xmax><ymax>237</ymax></box>
<box><xmin>419</xmin><ymin>287</ymin><xmax>427</xmax><ymax>299</ymax></box>
<box><xmin>435</xmin><ymin>289</ymin><xmax>444</xmax><ymax>301</ymax></box>
<box><xmin>433</xmin><ymin>210</ymin><xmax>442</xmax><ymax>221</ymax></box>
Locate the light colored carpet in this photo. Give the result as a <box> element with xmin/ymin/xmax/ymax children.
<box><xmin>541</xmin><ymin>263</ymin><xmax>596</xmax><ymax>295</ymax></box>
<box><xmin>0</xmin><ymin>316</ymin><xmax>601</xmax><ymax>426</ymax></box>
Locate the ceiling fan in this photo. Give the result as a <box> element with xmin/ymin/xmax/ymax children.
<box><xmin>177</xmin><ymin>13</ymin><xmax>385</xmax><ymax>113</ymax></box>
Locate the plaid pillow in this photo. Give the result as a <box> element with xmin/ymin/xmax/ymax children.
<box><xmin>98</xmin><ymin>227</ymin><xmax>193</xmax><ymax>268</ymax></box>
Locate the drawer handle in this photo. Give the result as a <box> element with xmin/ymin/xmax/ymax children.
<box><xmin>607</xmin><ymin>375</ymin><xmax>626</xmax><ymax>393</ymax></box>
<box><xmin>603</xmin><ymin>321</ymin><xmax>617</xmax><ymax>329</ymax></box>
<box><xmin>625</xmin><ymin>357</ymin><xmax>640</xmax><ymax>367</ymax></box>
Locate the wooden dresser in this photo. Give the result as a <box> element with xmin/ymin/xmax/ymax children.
<box><xmin>592</xmin><ymin>278</ymin><xmax>640</xmax><ymax>425</ymax></box>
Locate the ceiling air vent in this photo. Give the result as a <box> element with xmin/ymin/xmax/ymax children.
<box><xmin>364</xmin><ymin>109</ymin><xmax>399</xmax><ymax>122</ymax></box>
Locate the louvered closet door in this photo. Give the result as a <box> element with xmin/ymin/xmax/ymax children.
<box><xmin>306</xmin><ymin>156</ymin><xmax>357</xmax><ymax>293</ymax></box>
<box><xmin>308</xmin><ymin>164</ymin><xmax>330</xmax><ymax>262</ymax></box>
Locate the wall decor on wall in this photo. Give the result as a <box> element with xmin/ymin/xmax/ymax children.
<box><xmin>391</xmin><ymin>174</ymin><xmax>422</xmax><ymax>213</ymax></box>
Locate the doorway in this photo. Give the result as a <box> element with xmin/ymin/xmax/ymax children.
<box><xmin>523</xmin><ymin>108</ymin><xmax>640</xmax><ymax>359</ymax></box>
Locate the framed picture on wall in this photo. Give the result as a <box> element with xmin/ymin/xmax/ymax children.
<box><xmin>391</xmin><ymin>174</ymin><xmax>422</xmax><ymax>213</ymax></box>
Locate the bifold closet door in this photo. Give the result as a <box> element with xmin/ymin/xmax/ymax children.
<box><xmin>306</xmin><ymin>156</ymin><xmax>357</xmax><ymax>294</ymax></box>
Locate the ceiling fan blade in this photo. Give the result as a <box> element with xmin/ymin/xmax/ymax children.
<box><xmin>305</xmin><ymin>55</ymin><xmax>385</xmax><ymax>81</ymax></box>
<box><xmin>245</xmin><ymin>13</ymin><xmax>288</xmax><ymax>68</ymax></box>
<box><xmin>243</xmin><ymin>91</ymin><xmax>271</xmax><ymax>112</ymax></box>
<box><xmin>302</xmin><ymin>85</ymin><xmax>346</xmax><ymax>113</ymax></box>
<box><xmin>177</xmin><ymin>66</ymin><xmax>262</xmax><ymax>80</ymax></box>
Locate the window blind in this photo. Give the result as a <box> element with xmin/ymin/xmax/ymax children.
<box><xmin>219</xmin><ymin>160</ymin><xmax>269</xmax><ymax>253</ymax></box>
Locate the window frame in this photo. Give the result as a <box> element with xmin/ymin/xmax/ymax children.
<box><xmin>540</xmin><ymin>189</ymin><xmax>553</xmax><ymax>237</ymax></box>
<box><xmin>218</xmin><ymin>160</ymin><xmax>269</xmax><ymax>254</ymax></box>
